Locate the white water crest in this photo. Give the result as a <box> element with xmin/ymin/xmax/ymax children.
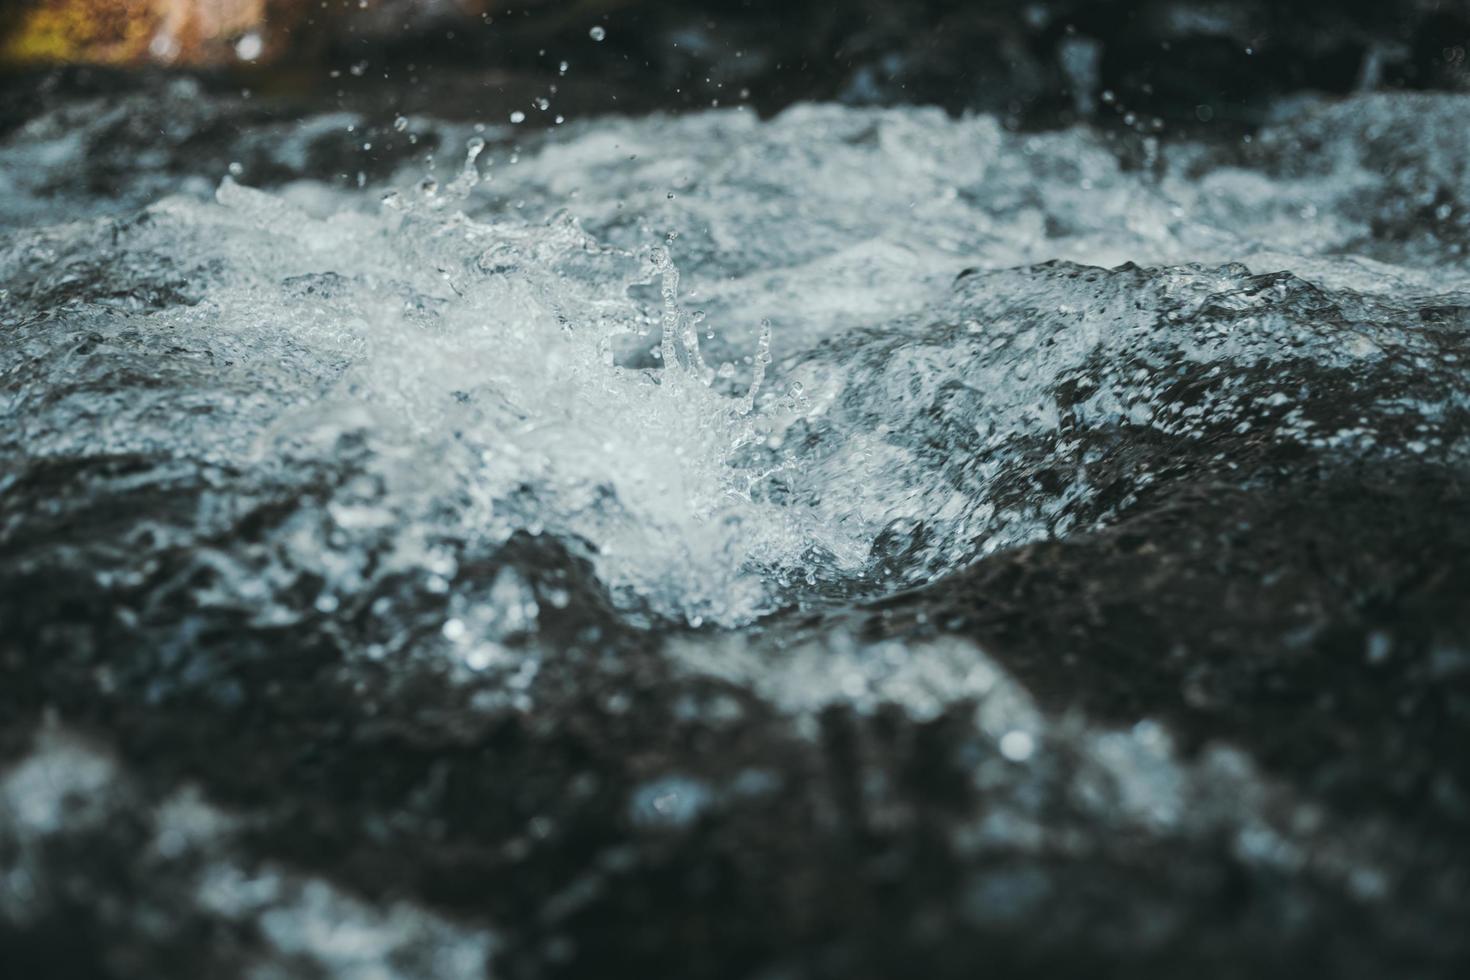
<box><xmin>3</xmin><ymin>91</ymin><xmax>1469</xmax><ymax>627</ymax></box>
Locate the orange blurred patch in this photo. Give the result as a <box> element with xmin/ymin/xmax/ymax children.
<box><xmin>0</xmin><ymin>0</ymin><xmax>269</xmax><ymax>67</ymax></box>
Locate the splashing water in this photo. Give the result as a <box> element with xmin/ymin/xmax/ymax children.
<box><xmin>2</xmin><ymin>131</ymin><xmax>831</xmax><ymax>627</ymax></box>
<box><xmin>2</xmin><ymin>91</ymin><xmax>1469</xmax><ymax>633</ymax></box>
<box><xmin>4</xmin><ymin>80</ymin><xmax>1470</xmax><ymax>980</ymax></box>
<box><xmin>219</xmin><ymin>153</ymin><xmax>820</xmax><ymax>625</ymax></box>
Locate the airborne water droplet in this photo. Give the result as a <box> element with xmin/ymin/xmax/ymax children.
<box><xmin>589</xmin><ymin>26</ymin><xmax>606</xmax><ymax>41</ymax></box>
<box><xmin>234</xmin><ymin>33</ymin><xmax>263</xmax><ymax>61</ymax></box>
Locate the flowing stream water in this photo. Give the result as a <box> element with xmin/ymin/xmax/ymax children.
<box><xmin>3</xmin><ymin>81</ymin><xmax>1470</xmax><ymax>978</ymax></box>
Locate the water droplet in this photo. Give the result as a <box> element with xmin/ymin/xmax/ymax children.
<box><xmin>999</xmin><ymin>731</ymin><xmax>1035</xmax><ymax>762</ymax></box>
<box><xmin>589</xmin><ymin>26</ymin><xmax>606</xmax><ymax>41</ymax></box>
<box><xmin>234</xmin><ymin>33</ymin><xmax>264</xmax><ymax>61</ymax></box>
<box><xmin>393</xmin><ymin>115</ymin><xmax>408</xmax><ymax>132</ymax></box>
<box><xmin>510</xmin><ymin>110</ymin><xmax>526</xmax><ymax>124</ymax></box>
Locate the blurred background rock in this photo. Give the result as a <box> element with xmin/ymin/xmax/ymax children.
<box><xmin>0</xmin><ymin>1</ymin><xmax>1468</xmax><ymax>127</ymax></box>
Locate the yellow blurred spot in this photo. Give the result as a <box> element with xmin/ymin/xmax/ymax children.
<box><xmin>0</xmin><ymin>0</ymin><xmax>268</xmax><ymax>68</ymax></box>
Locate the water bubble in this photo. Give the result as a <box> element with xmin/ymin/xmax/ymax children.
<box><xmin>589</xmin><ymin>26</ymin><xmax>606</xmax><ymax>41</ymax></box>
<box><xmin>510</xmin><ymin>110</ymin><xmax>526</xmax><ymax>124</ymax></box>
<box><xmin>393</xmin><ymin>115</ymin><xmax>409</xmax><ymax>132</ymax></box>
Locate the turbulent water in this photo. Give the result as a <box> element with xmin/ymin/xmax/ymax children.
<box><xmin>3</xmin><ymin>81</ymin><xmax>1470</xmax><ymax>978</ymax></box>
<box><xmin>5</xmin><ymin>85</ymin><xmax>1468</xmax><ymax>624</ymax></box>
